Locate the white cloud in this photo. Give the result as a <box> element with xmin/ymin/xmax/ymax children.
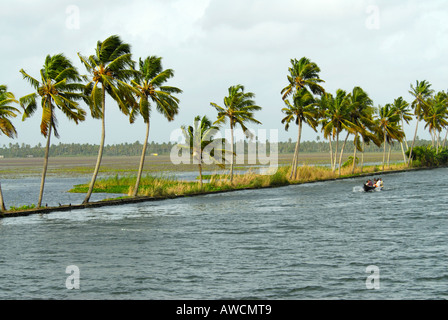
<box><xmin>2</xmin><ymin>0</ymin><xmax>448</xmax><ymax>146</ymax></box>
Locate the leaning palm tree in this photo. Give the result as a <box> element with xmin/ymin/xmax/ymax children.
<box><xmin>281</xmin><ymin>88</ymin><xmax>318</xmax><ymax>179</ymax></box>
<box><xmin>281</xmin><ymin>57</ymin><xmax>325</xmax><ymax>100</ymax></box>
<box><xmin>19</xmin><ymin>54</ymin><xmax>86</xmax><ymax>208</ymax></box>
<box><xmin>391</xmin><ymin>97</ymin><xmax>412</xmax><ymax>163</ymax></box>
<box><xmin>0</xmin><ymin>85</ymin><xmax>20</xmax><ymax>211</ymax></box>
<box><xmin>408</xmin><ymin>80</ymin><xmax>434</xmax><ymax>166</ymax></box>
<box><xmin>129</xmin><ymin>56</ymin><xmax>182</xmax><ymax>197</ymax></box>
<box><xmin>423</xmin><ymin>92</ymin><xmax>448</xmax><ymax>153</ymax></box>
<box><xmin>178</xmin><ymin>115</ymin><xmax>227</xmax><ymax>188</ymax></box>
<box><xmin>320</xmin><ymin>89</ymin><xmax>354</xmax><ymax>175</ymax></box>
<box><xmin>211</xmin><ymin>85</ymin><xmax>261</xmax><ymax>183</ymax></box>
<box><xmin>78</xmin><ymin>35</ymin><xmax>138</xmax><ymax>204</ymax></box>
<box><xmin>317</xmin><ymin>92</ymin><xmax>336</xmax><ymax>169</ymax></box>
<box><xmin>377</xmin><ymin>104</ymin><xmax>405</xmax><ymax>172</ymax></box>
<box><xmin>345</xmin><ymin>86</ymin><xmax>376</xmax><ymax>174</ymax></box>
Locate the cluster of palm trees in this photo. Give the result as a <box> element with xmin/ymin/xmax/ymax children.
<box><xmin>1</xmin><ymin>34</ymin><xmax>448</xmax><ymax>211</ymax></box>
<box><xmin>1</xmin><ymin>35</ymin><xmax>183</xmax><ymax>209</ymax></box>
<box><xmin>280</xmin><ymin>58</ymin><xmax>448</xmax><ymax>179</ymax></box>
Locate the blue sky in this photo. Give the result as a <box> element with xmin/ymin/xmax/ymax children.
<box><xmin>1</xmin><ymin>0</ymin><xmax>447</xmax><ymax>146</ymax></box>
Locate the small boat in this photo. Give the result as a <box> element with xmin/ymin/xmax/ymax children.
<box><xmin>363</xmin><ymin>184</ymin><xmax>377</xmax><ymax>192</ymax></box>
<box><xmin>363</xmin><ymin>181</ymin><xmax>383</xmax><ymax>192</ymax></box>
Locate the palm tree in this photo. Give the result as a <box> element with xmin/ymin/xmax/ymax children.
<box><xmin>377</xmin><ymin>104</ymin><xmax>405</xmax><ymax>172</ymax></box>
<box><xmin>391</xmin><ymin>97</ymin><xmax>412</xmax><ymax>163</ymax></box>
<box><xmin>423</xmin><ymin>91</ymin><xmax>448</xmax><ymax>153</ymax></box>
<box><xmin>408</xmin><ymin>80</ymin><xmax>434</xmax><ymax>166</ymax></box>
<box><xmin>178</xmin><ymin>115</ymin><xmax>226</xmax><ymax>188</ymax></box>
<box><xmin>317</xmin><ymin>92</ymin><xmax>336</xmax><ymax>169</ymax></box>
<box><xmin>78</xmin><ymin>35</ymin><xmax>138</xmax><ymax>204</ymax></box>
<box><xmin>345</xmin><ymin>86</ymin><xmax>375</xmax><ymax>174</ymax></box>
<box><xmin>281</xmin><ymin>57</ymin><xmax>325</xmax><ymax>100</ymax></box>
<box><xmin>320</xmin><ymin>89</ymin><xmax>354</xmax><ymax>175</ymax></box>
<box><xmin>19</xmin><ymin>54</ymin><xmax>86</xmax><ymax>208</ymax></box>
<box><xmin>281</xmin><ymin>88</ymin><xmax>318</xmax><ymax>179</ymax></box>
<box><xmin>129</xmin><ymin>56</ymin><xmax>182</xmax><ymax>197</ymax></box>
<box><xmin>210</xmin><ymin>85</ymin><xmax>261</xmax><ymax>183</ymax></box>
<box><xmin>0</xmin><ymin>85</ymin><xmax>20</xmax><ymax>211</ymax></box>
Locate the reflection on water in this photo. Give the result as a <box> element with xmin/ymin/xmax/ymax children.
<box><xmin>0</xmin><ymin>168</ymin><xmax>447</xmax><ymax>299</ymax></box>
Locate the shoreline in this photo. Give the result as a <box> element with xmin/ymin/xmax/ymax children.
<box><xmin>1</xmin><ymin>165</ymin><xmax>442</xmax><ymax>219</ymax></box>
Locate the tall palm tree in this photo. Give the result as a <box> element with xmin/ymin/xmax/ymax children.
<box><xmin>281</xmin><ymin>88</ymin><xmax>318</xmax><ymax>179</ymax></box>
<box><xmin>391</xmin><ymin>97</ymin><xmax>412</xmax><ymax>163</ymax></box>
<box><xmin>129</xmin><ymin>56</ymin><xmax>182</xmax><ymax>197</ymax></box>
<box><xmin>211</xmin><ymin>85</ymin><xmax>261</xmax><ymax>183</ymax></box>
<box><xmin>377</xmin><ymin>104</ymin><xmax>405</xmax><ymax>172</ymax></box>
<box><xmin>78</xmin><ymin>35</ymin><xmax>138</xmax><ymax>204</ymax></box>
<box><xmin>281</xmin><ymin>57</ymin><xmax>325</xmax><ymax>100</ymax></box>
<box><xmin>357</xmin><ymin>120</ymin><xmax>382</xmax><ymax>173</ymax></box>
<box><xmin>0</xmin><ymin>85</ymin><xmax>20</xmax><ymax>211</ymax></box>
<box><xmin>317</xmin><ymin>92</ymin><xmax>336</xmax><ymax>169</ymax></box>
<box><xmin>19</xmin><ymin>54</ymin><xmax>86</xmax><ymax>208</ymax></box>
<box><xmin>345</xmin><ymin>86</ymin><xmax>375</xmax><ymax>174</ymax></box>
<box><xmin>320</xmin><ymin>89</ymin><xmax>354</xmax><ymax>175</ymax></box>
<box><xmin>408</xmin><ymin>80</ymin><xmax>434</xmax><ymax>166</ymax></box>
<box><xmin>423</xmin><ymin>91</ymin><xmax>448</xmax><ymax>153</ymax></box>
<box><xmin>178</xmin><ymin>115</ymin><xmax>226</xmax><ymax>188</ymax></box>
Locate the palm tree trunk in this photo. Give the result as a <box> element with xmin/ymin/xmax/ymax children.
<box><xmin>198</xmin><ymin>163</ymin><xmax>203</xmax><ymax>189</ymax></box>
<box><xmin>294</xmin><ymin>119</ymin><xmax>303</xmax><ymax>179</ymax></box>
<box><xmin>443</xmin><ymin>129</ymin><xmax>448</xmax><ymax>147</ymax></box>
<box><xmin>230</xmin><ymin>123</ymin><xmax>234</xmax><ymax>184</ymax></box>
<box><xmin>289</xmin><ymin>129</ymin><xmax>300</xmax><ymax>179</ymax></box>
<box><xmin>431</xmin><ymin>129</ymin><xmax>435</xmax><ymax>147</ymax></box>
<box><xmin>0</xmin><ymin>182</ymin><xmax>6</xmax><ymax>212</ymax></box>
<box><xmin>328</xmin><ymin>136</ymin><xmax>334</xmax><ymax>171</ymax></box>
<box><xmin>387</xmin><ymin>144</ymin><xmax>391</xmax><ymax>168</ymax></box>
<box><xmin>83</xmin><ymin>86</ymin><xmax>106</xmax><ymax>204</ymax></box>
<box><xmin>38</xmin><ymin>119</ymin><xmax>52</xmax><ymax>208</ymax></box>
<box><xmin>289</xmin><ymin>149</ymin><xmax>297</xmax><ymax>179</ymax></box>
<box><xmin>351</xmin><ymin>133</ymin><xmax>358</xmax><ymax>174</ymax></box>
<box><xmin>400</xmin><ymin>141</ymin><xmax>407</xmax><ymax>164</ymax></box>
<box><xmin>436</xmin><ymin>130</ymin><xmax>441</xmax><ymax>154</ymax></box>
<box><xmin>361</xmin><ymin>141</ymin><xmax>365</xmax><ymax>173</ymax></box>
<box><xmin>382</xmin><ymin>128</ymin><xmax>387</xmax><ymax>172</ymax></box>
<box><xmin>333</xmin><ymin>133</ymin><xmax>339</xmax><ymax>173</ymax></box>
<box><xmin>133</xmin><ymin>121</ymin><xmax>150</xmax><ymax>197</ymax></box>
<box><xmin>402</xmin><ymin>118</ymin><xmax>409</xmax><ymax>150</ymax></box>
<box><xmin>338</xmin><ymin>132</ymin><xmax>349</xmax><ymax>177</ymax></box>
<box><xmin>408</xmin><ymin>119</ymin><xmax>419</xmax><ymax>167</ymax></box>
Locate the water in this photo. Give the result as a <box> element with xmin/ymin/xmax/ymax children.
<box><xmin>0</xmin><ymin>168</ymin><xmax>447</xmax><ymax>299</ymax></box>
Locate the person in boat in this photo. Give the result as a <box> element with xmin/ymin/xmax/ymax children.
<box><xmin>366</xmin><ymin>179</ymin><xmax>374</xmax><ymax>187</ymax></box>
<box><xmin>375</xmin><ymin>178</ymin><xmax>383</xmax><ymax>188</ymax></box>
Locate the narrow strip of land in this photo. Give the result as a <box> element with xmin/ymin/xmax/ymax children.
<box><xmin>1</xmin><ymin>161</ymin><xmax>437</xmax><ymax>219</ymax></box>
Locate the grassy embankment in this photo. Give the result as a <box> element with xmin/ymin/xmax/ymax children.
<box><xmin>0</xmin><ymin>152</ymin><xmax>406</xmax><ymax>212</ymax></box>
<box><xmin>68</xmin><ymin>160</ymin><xmax>407</xmax><ymax>200</ymax></box>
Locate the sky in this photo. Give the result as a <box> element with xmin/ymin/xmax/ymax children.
<box><xmin>1</xmin><ymin>0</ymin><xmax>448</xmax><ymax>146</ymax></box>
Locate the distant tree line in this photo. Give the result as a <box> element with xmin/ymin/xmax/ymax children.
<box><xmin>0</xmin><ymin>138</ymin><xmax>432</xmax><ymax>158</ymax></box>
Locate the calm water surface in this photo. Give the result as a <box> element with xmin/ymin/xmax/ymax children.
<box><xmin>0</xmin><ymin>168</ymin><xmax>447</xmax><ymax>299</ymax></box>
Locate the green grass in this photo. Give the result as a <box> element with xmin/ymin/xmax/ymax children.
<box><xmin>68</xmin><ymin>162</ymin><xmax>410</xmax><ymax>199</ymax></box>
<box><xmin>8</xmin><ymin>204</ymin><xmax>36</xmax><ymax>211</ymax></box>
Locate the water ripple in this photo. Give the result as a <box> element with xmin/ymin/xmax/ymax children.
<box><xmin>1</xmin><ymin>168</ymin><xmax>448</xmax><ymax>299</ymax></box>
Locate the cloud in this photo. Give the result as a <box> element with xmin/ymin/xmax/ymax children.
<box><xmin>2</xmin><ymin>0</ymin><xmax>448</xmax><ymax>146</ymax></box>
